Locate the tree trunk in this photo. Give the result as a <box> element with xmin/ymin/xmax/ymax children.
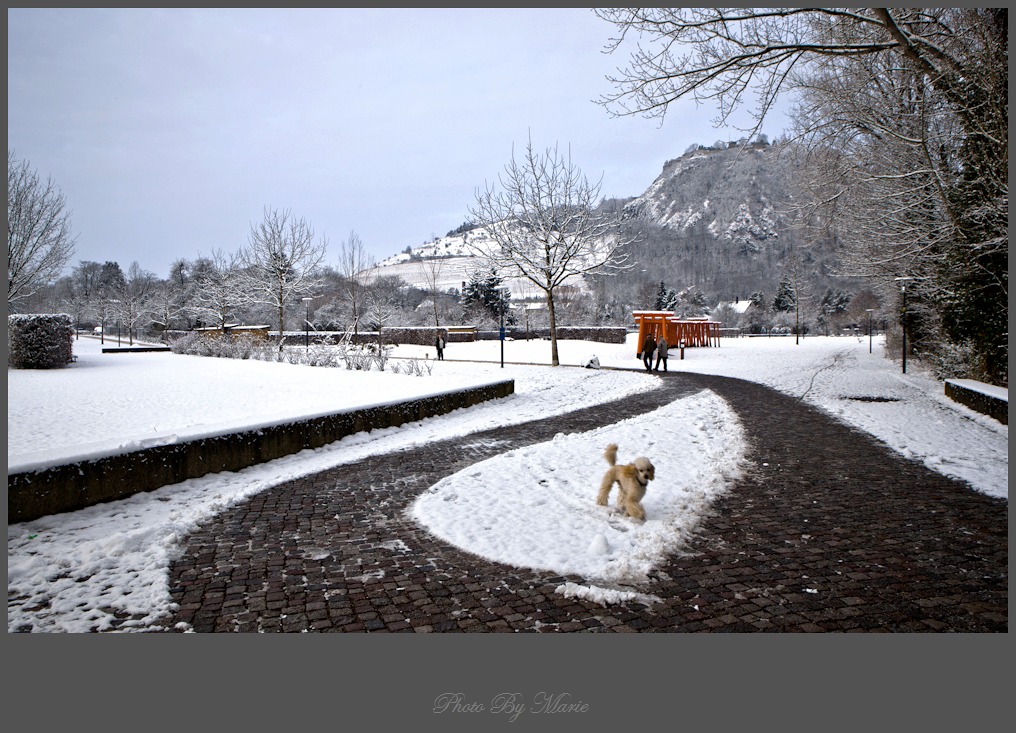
<box><xmin>545</xmin><ymin>287</ymin><xmax>559</xmax><ymax>367</ymax></box>
<box><xmin>277</xmin><ymin>303</ymin><xmax>285</xmax><ymax>352</ymax></box>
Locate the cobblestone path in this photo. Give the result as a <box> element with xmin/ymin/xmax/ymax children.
<box><xmin>165</xmin><ymin>372</ymin><xmax>1007</xmax><ymax>632</ymax></box>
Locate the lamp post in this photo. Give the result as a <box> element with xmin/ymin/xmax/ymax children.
<box><xmin>894</xmin><ymin>277</ymin><xmax>915</xmax><ymax>373</ymax></box>
<box><xmin>498</xmin><ymin>287</ymin><xmax>507</xmax><ymax>369</ymax></box>
<box><xmin>302</xmin><ymin>297</ymin><xmax>313</xmax><ymax>353</ymax></box>
<box><xmin>866</xmin><ymin>308</ymin><xmax>875</xmax><ymax>354</ymax></box>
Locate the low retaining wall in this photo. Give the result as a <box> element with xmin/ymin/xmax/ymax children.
<box><xmin>944</xmin><ymin>379</ymin><xmax>1008</xmax><ymax>425</ymax></box>
<box><xmin>102</xmin><ymin>346</ymin><xmax>172</xmax><ymax>353</ymax></box>
<box><xmin>9</xmin><ymin>379</ymin><xmax>515</xmax><ymax>524</ymax></box>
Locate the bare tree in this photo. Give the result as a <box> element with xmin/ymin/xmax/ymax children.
<box><xmin>112</xmin><ymin>261</ymin><xmax>157</xmax><ymax>345</ymax></box>
<box><xmin>190</xmin><ymin>250</ymin><xmax>244</xmax><ymax>329</ymax></box>
<box><xmin>366</xmin><ymin>288</ymin><xmax>399</xmax><ymax>358</ymax></box>
<box><xmin>147</xmin><ymin>279</ymin><xmax>189</xmax><ymax>342</ymax></box>
<box><xmin>469</xmin><ymin>137</ymin><xmax>633</xmax><ymax>366</ymax></box>
<box><xmin>594</xmin><ymin>7</ymin><xmax>1007</xmax><ymax>383</ymax></box>
<box><xmin>772</xmin><ymin>253</ymin><xmax>813</xmax><ymax>345</ymax></box>
<box><xmin>62</xmin><ymin>260</ymin><xmax>104</xmax><ymax>337</ymax></box>
<box><xmin>7</xmin><ymin>151</ymin><xmax>77</xmax><ymax>309</ymax></box>
<box><xmin>235</xmin><ymin>207</ymin><xmax>327</xmax><ymax>351</ymax></box>
<box><xmin>420</xmin><ymin>255</ymin><xmax>446</xmax><ymax>327</ymax></box>
<box><xmin>91</xmin><ymin>261</ymin><xmax>126</xmax><ymax>344</ymax></box>
<box><xmin>335</xmin><ymin>230</ymin><xmax>374</xmax><ymax>336</ymax></box>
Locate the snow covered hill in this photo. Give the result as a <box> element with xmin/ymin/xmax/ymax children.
<box><xmin>366</xmin><ymin>139</ymin><xmax>861</xmax><ymax>306</ymax></box>
<box><xmin>368</xmin><ymin>225</ymin><xmax>590</xmax><ymax>301</ymax></box>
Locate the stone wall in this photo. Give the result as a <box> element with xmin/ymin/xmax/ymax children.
<box><xmin>944</xmin><ymin>379</ymin><xmax>1008</xmax><ymax>425</ymax></box>
<box><xmin>9</xmin><ymin>379</ymin><xmax>515</xmax><ymax>524</ymax></box>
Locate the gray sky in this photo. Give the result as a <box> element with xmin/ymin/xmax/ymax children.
<box><xmin>8</xmin><ymin>7</ymin><xmax>791</xmax><ymax>279</ymax></box>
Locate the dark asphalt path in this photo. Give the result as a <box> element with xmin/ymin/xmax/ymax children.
<box><xmin>164</xmin><ymin>371</ymin><xmax>1007</xmax><ymax>632</ymax></box>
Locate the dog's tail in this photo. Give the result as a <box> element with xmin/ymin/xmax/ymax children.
<box><xmin>604</xmin><ymin>443</ymin><xmax>618</xmax><ymax>466</ymax></box>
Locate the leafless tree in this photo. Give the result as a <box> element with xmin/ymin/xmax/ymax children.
<box><xmin>596</xmin><ymin>8</ymin><xmax>1000</xmax><ymax>138</ymax></box>
<box><xmin>366</xmin><ymin>288</ymin><xmax>399</xmax><ymax>357</ymax></box>
<box><xmin>147</xmin><ymin>280</ymin><xmax>189</xmax><ymax>342</ymax></box>
<box><xmin>112</xmin><ymin>261</ymin><xmax>157</xmax><ymax>345</ymax></box>
<box><xmin>420</xmin><ymin>256</ymin><xmax>446</xmax><ymax>327</ymax></box>
<box><xmin>7</xmin><ymin>151</ymin><xmax>77</xmax><ymax>309</ymax></box>
<box><xmin>61</xmin><ymin>260</ymin><xmax>104</xmax><ymax>337</ymax></box>
<box><xmin>334</xmin><ymin>230</ymin><xmax>375</xmax><ymax>336</ymax></box>
<box><xmin>777</xmin><ymin>252</ymin><xmax>814</xmax><ymax>345</ymax></box>
<box><xmin>235</xmin><ymin>207</ymin><xmax>327</xmax><ymax>351</ymax></box>
<box><xmin>190</xmin><ymin>250</ymin><xmax>244</xmax><ymax>329</ymax></box>
<box><xmin>594</xmin><ymin>7</ymin><xmax>1007</xmax><ymax>382</ymax></box>
<box><xmin>469</xmin><ymin>137</ymin><xmax>634</xmax><ymax>366</ymax></box>
<box><xmin>90</xmin><ymin>261</ymin><xmax>126</xmax><ymax>344</ymax></box>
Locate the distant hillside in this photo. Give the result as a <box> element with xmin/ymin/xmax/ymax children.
<box><xmin>370</xmin><ymin>139</ymin><xmax>862</xmax><ymax>310</ymax></box>
<box><xmin>369</xmin><ymin>224</ymin><xmax>589</xmax><ymax>302</ymax></box>
<box><xmin>610</xmin><ymin>139</ymin><xmax>858</xmax><ymax>302</ymax></box>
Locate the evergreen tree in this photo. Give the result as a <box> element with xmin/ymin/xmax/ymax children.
<box><xmin>653</xmin><ymin>281</ymin><xmax>679</xmax><ymax>311</ymax></box>
<box><xmin>816</xmin><ymin>288</ymin><xmax>852</xmax><ymax>335</ymax></box>
<box><xmin>771</xmin><ymin>276</ymin><xmax>796</xmax><ymax>313</ymax></box>
<box><xmin>462</xmin><ymin>269</ymin><xmax>513</xmax><ymax>324</ymax></box>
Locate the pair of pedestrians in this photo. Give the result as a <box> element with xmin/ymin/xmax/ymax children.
<box><xmin>641</xmin><ymin>334</ymin><xmax>668</xmax><ymax>372</ymax></box>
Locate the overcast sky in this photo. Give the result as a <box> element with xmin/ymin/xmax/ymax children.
<box><xmin>8</xmin><ymin>7</ymin><xmax>791</xmax><ymax>280</ymax></box>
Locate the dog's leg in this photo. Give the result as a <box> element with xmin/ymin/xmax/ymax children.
<box><xmin>597</xmin><ymin>471</ymin><xmax>616</xmax><ymax>506</ymax></box>
<box><xmin>616</xmin><ymin>480</ymin><xmax>629</xmax><ymax>511</ymax></box>
<box><xmin>625</xmin><ymin>498</ymin><xmax>646</xmax><ymax>522</ymax></box>
<box><xmin>623</xmin><ymin>481</ymin><xmax>647</xmax><ymax>522</ymax></box>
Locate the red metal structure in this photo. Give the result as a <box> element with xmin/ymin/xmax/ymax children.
<box><xmin>633</xmin><ymin>310</ymin><xmax>721</xmax><ymax>355</ymax></box>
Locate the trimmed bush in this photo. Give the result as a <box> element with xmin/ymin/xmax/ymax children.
<box><xmin>378</xmin><ymin>326</ymin><xmax>448</xmax><ymax>346</ymax></box>
<box><xmin>8</xmin><ymin>314</ymin><xmax>74</xmax><ymax>369</ymax></box>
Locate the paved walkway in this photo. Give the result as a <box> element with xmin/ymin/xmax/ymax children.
<box><xmin>165</xmin><ymin>371</ymin><xmax>1007</xmax><ymax>632</ymax></box>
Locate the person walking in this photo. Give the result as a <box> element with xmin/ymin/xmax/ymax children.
<box><xmin>435</xmin><ymin>333</ymin><xmax>446</xmax><ymax>361</ymax></box>
<box><xmin>654</xmin><ymin>336</ymin><xmax>669</xmax><ymax>372</ymax></box>
<box><xmin>641</xmin><ymin>333</ymin><xmax>656</xmax><ymax>372</ymax></box>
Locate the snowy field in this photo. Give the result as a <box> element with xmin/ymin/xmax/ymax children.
<box><xmin>7</xmin><ymin>332</ymin><xmax>1008</xmax><ymax>632</ymax></box>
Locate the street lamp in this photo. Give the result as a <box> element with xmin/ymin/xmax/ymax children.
<box><xmin>865</xmin><ymin>308</ymin><xmax>875</xmax><ymax>354</ymax></box>
<box><xmin>894</xmin><ymin>277</ymin><xmax>915</xmax><ymax>373</ymax></box>
<box><xmin>302</xmin><ymin>297</ymin><xmax>313</xmax><ymax>353</ymax></box>
<box><xmin>497</xmin><ymin>287</ymin><xmax>508</xmax><ymax>369</ymax></box>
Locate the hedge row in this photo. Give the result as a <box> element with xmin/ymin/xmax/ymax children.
<box><xmin>168</xmin><ymin>326</ymin><xmax>628</xmax><ymax>347</ymax></box>
<box><xmin>8</xmin><ymin>314</ymin><xmax>74</xmax><ymax>369</ymax></box>
<box><xmin>476</xmin><ymin>326</ymin><xmax>628</xmax><ymax>344</ymax></box>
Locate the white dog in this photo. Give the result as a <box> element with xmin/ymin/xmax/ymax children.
<box><xmin>596</xmin><ymin>443</ymin><xmax>655</xmax><ymax>522</ymax></box>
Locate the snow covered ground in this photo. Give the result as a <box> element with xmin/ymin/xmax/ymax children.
<box><xmin>7</xmin><ymin>333</ymin><xmax>1007</xmax><ymax>632</ymax></box>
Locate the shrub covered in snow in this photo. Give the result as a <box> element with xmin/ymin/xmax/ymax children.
<box><xmin>169</xmin><ymin>332</ymin><xmax>275</xmax><ymax>361</ymax></box>
<box><xmin>8</xmin><ymin>314</ymin><xmax>74</xmax><ymax>369</ymax></box>
<box><xmin>168</xmin><ymin>331</ymin><xmax>405</xmax><ymax>374</ymax></box>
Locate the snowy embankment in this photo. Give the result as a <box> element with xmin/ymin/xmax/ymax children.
<box><xmin>7</xmin><ymin>333</ymin><xmax>1007</xmax><ymax>632</ymax></box>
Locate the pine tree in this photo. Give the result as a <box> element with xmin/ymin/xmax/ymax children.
<box><xmin>654</xmin><ymin>281</ymin><xmax>679</xmax><ymax>311</ymax></box>
<box><xmin>771</xmin><ymin>276</ymin><xmax>796</xmax><ymax>313</ymax></box>
<box><xmin>462</xmin><ymin>269</ymin><xmax>512</xmax><ymax>324</ymax></box>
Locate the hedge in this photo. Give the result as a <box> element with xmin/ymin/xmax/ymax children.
<box><xmin>8</xmin><ymin>314</ymin><xmax>74</xmax><ymax>369</ymax></box>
